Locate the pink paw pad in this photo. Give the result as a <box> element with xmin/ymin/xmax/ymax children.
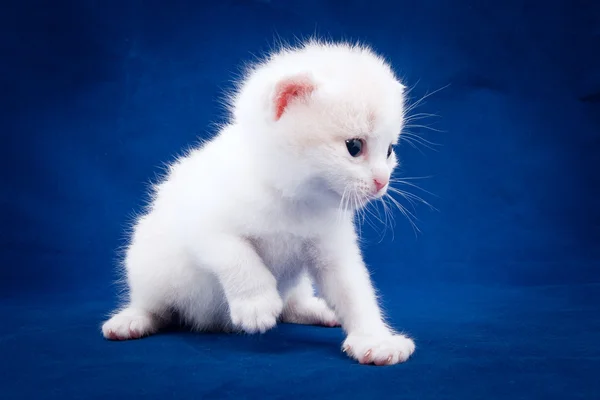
<box><xmin>374</xmin><ymin>355</ymin><xmax>393</xmax><ymax>366</ymax></box>
<box><xmin>128</xmin><ymin>328</ymin><xmax>141</xmax><ymax>339</ymax></box>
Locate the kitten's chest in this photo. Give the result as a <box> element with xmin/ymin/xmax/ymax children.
<box><xmin>243</xmin><ymin>194</ymin><xmax>336</xmax><ymax>271</ymax></box>
<box><xmin>249</xmin><ymin>233</ymin><xmax>310</xmax><ymax>272</ymax></box>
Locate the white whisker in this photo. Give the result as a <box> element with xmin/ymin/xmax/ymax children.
<box><xmin>403</xmin><ymin>83</ymin><xmax>451</xmax><ymax>115</ymax></box>
<box><xmin>337</xmin><ymin>186</ymin><xmax>349</xmax><ymax>226</ymax></box>
<box><xmin>404</xmin><ymin>124</ymin><xmax>445</xmax><ymax>133</ymax></box>
<box><xmin>363</xmin><ymin>205</ymin><xmax>380</xmax><ymax>233</ymax></box>
<box><xmin>380</xmin><ymin>197</ymin><xmax>396</xmax><ymax>241</ymax></box>
<box><xmin>387</xmin><ymin>187</ymin><xmax>419</xmax><ymax>211</ymax></box>
<box><xmin>385</xmin><ymin>193</ymin><xmax>421</xmax><ymax>237</ymax></box>
<box><xmin>399</xmin><ymin>134</ymin><xmax>423</xmax><ymax>149</ymax></box>
<box><xmin>403</xmin><ymin>112</ymin><xmax>440</xmax><ymax>123</ymax></box>
<box><xmin>401</xmin><ymin>132</ymin><xmax>440</xmax><ymax>152</ymax></box>
<box><xmin>400</xmin><ymin>135</ymin><xmax>434</xmax><ymax>153</ymax></box>
<box><xmin>387</xmin><ymin>186</ymin><xmax>438</xmax><ymax>211</ymax></box>
<box><xmin>402</xmin><ymin>132</ymin><xmax>442</xmax><ymax>147</ymax></box>
<box><xmin>390</xmin><ymin>175</ymin><xmax>433</xmax><ymax>181</ymax></box>
<box><xmin>389</xmin><ymin>179</ymin><xmax>438</xmax><ymax>197</ymax></box>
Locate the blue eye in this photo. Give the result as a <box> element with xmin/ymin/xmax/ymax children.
<box><xmin>387</xmin><ymin>144</ymin><xmax>393</xmax><ymax>158</ymax></box>
<box><xmin>345</xmin><ymin>138</ymin><xmax>364</xmax><ymax>157</ymax></box>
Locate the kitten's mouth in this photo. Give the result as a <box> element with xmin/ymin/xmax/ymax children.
<box><xmin>371</xmin><ymin>189</ymin><xmax>387</xmax><ymax>200</ymax></box>
<box><xmin>364</xmin><ymin>187</ymin><xmax>387</xmax><ymax>201</ymax></box>
<box><xmin>332</xmin><ymin>185</ymin><xmax>386</xmax><ymax>210</ymax></box>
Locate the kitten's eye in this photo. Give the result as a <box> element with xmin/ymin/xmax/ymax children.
<box><xmin>387</xmin><ymin>144</ymin><xmax>393</xmax><ymax>158</ymax></box>
<box><xmin>345</xmin><ymin>138</ymin><xmax>364</xmax><ymax>157</ymax></box>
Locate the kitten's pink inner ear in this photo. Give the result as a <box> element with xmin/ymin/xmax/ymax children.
<box><xmin>274</xmin><ymin>76</ymin><xmax>314</xmax><ymax>120</ymax></box>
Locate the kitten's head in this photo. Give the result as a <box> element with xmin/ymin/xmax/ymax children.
<box><xmin>231</xmin><ymin>40</ymin><xmax>405</xmax><ymax>209</ymax></box>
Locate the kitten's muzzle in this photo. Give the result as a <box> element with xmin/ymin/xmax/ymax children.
<box><xmin>373</xmin><ymin>178</ymin><xmax>388</xmax><ymax>193</ymax></box>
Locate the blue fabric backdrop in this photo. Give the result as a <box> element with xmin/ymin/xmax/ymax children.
<box><xmin>1</xmin><ymin>0</ymin><xmax>599</xmax><ymax>398</ymax></box>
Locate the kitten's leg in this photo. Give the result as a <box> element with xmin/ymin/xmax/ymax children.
<box><xmin>101</xmin><ymin>222</ymin><xmax>174</xmax><ymax>340</ymax></box>
<box><xmin>281</xmin><ymin>272</ymin><xmax>339</xmax><ymax>327</ymax></box>
<box><xmin>309</xmin><ymin>221</ymin><xmax>415</xmax><ymax>366</ymax></box>
<box><xmin>195</xmin><ymin>236</ymin><xmax>284</xmax><ymax>334</ymax></box>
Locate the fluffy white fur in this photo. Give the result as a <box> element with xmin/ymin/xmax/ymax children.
<box><xmin>102</xmin><ymin>40</ymin><xmax>416</xmax><ymax>366</ymax></box>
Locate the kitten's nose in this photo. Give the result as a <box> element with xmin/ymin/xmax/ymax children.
<box><xmin>374</xmin><ymin>178</ymin><xmax>388</xmax><ymax>192</ymax></box>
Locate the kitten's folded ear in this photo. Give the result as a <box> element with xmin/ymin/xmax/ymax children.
<box><xmin>273</xmin><ymin>73</ymin><xmax>315</xmax><ymax>121</ymax></box>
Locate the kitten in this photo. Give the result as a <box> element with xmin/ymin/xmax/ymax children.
<box><xmin>102</xmin><ymin>40</ymin><xmax>416</xmax><ymax>366</ymax></box>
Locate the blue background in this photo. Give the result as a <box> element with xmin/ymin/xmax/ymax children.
<box><xmin>1</xmin><ymin>0</ymin><xmax>599</xmax><ymax>398</ymax></box>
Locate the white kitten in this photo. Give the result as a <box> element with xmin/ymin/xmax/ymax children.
<box><xmin>102</xmin><ymin>40</ymin><xmax>416</xmax><ymax>365</ymax></box>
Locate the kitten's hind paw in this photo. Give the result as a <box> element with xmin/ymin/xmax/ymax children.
<box><xmin>281</xmin><ymin>297</ymin><xmax>340</xmax><ymax>327</ymax></box>
<box><xmin>101</xmin><ymin>307</ymin><xmax>159</xmax><ymax>341</ymax></box>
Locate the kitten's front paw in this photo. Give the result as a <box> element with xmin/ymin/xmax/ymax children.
<box><xmin>229</xmin><ymin>291</ymin><xmax>284</xmax><ymax>334</ymax></box>
<box><xmin>342</xmin><ymin>333</ymin><xmax>415</xmax><ymax>365</ymax></box>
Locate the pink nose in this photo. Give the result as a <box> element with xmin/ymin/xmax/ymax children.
<box><xmin>374</xmin><ymin>178</ymin><xmax>388</xmax><ymax>192</ymax></box>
